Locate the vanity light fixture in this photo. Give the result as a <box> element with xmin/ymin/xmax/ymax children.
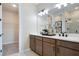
<box><xmin>44</xmin><ymin>9</ymin><xmax>49</xmax><ymax>14</ymax></box>
<box><xmin>38</xmin><ymin>9</ymin><xmax>49</xmax><ymax>16</ymax></box>
<box><xmin>42</xmin><ymin>11</ymin><xmax>45</xmax><ymax>15</ymax></box>
<box><xmin>55</xmin><ymin>4</ymin><xmax>61</xmax><ymax>9</ymax></box>
<box><xmin>63</xmin><ymin>3</ymin><xmax>68</xmax><ymax>7</ymax></box>
<box><xmin>38</xmin><ymin>12</ymin><xmax>43</xmax><ymax>16</ymax></box>
<box><xmin>12</xmin><ymin>4</ymin><xmax>17</xmax><ymax>7</ymax></box>
<box><xmin>55</xmin><ymin>3</ymin><xmax>68</xmax><ymax>9</ymax></box>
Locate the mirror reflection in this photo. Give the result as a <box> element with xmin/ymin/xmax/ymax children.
<box><xmin>37</xmin><ymin>3</ymin><xmax>79</xmax><ymax>35</ymax></box>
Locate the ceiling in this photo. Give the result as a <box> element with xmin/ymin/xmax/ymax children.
<box><xmin>2</xmin><ymin>3</ymin><xmax>79</xmax><ymax>16</ymax></box>
<box><xmin>2</xmin><ymin>3</ymin><xmax>19</xmax><ymax>13</ymax></box>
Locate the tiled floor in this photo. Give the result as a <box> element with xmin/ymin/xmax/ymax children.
<box><xmin>2</xmin><ymin>42</ymin><xmax>38</xmax><ymax>56</ymax></box>
<box><xmin>3</xmin><ymin>43</ymin><xmax>19</xmax><ymax>56</ymax></box>
<box><xmin>9</xmin><ymin>49</ymin><xmax>38</xmax><ymax>56</ymax></box>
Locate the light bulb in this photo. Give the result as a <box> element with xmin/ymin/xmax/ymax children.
<box><xmin>63</xmin><ymin>3</ymin><xmax>68</xmax><ymax>7</ymax></box>
<box><xmin>42</xmin><ymin>12</ymin><xmax>45</xmax><ymax>15</ymax></box>
<box><xmin>38</xmin><ymin>12</ymin><xmax>43</xmax><ymax>16</ymax></box>
<box><xmin>12</xmin><ymin>4</ymin><xmax>17</xmax><ymax>7</ymax></box>
<box><xmin>55</xmin><ymin>4</ymin><xmax>61</xmax><ymax>9</ymax></box>
<box><xmin>44</xmin><ymin>9</ymin><xmax>49</xmax><ymax>14</ymax></box>
<box><xmin>55</xmin><ymin>3</ymin><xmax>68</xmax><ymax>9</ymax></box>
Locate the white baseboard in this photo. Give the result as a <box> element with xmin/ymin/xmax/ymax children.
<box><xmin>3</xmin><ymin>42</ymin><xmax>19</xmax><ymax>45</ymax></box>
<box><xmin>19</xmin><ymin>48</ymin><xmax>30</xmax><ymax>53</ymax></box>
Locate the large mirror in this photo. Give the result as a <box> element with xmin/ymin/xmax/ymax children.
<box><xmin>37</xmin><ymin>3</ymin><xmax>79</xmax><ymax>35</ymax></box>
<box><xmin>52</xmin><ymin>3</ymin><xmax>79</xmax><ymax>34</ymax></box>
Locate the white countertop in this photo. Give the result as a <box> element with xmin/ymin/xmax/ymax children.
<box><xmin>30</xmin><ymin>33</ymin><xmax>79</xmax><ymax>43</ymax></box>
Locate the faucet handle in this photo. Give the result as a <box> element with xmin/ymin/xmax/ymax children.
<box><xmin>62</xmin><ymin>33</ymin><xmax>64</xmax><ymax>36</ymax></box>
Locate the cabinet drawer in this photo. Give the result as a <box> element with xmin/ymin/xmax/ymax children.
<box><xmin>57</xmin><ymin>46</ymin><xmax>79</xmax><ymax>56</ymax></box>
<box><xmin>43</xmin><ymin>37</ymin><xmax>55</xmax><ymax>44</ymax></box>
<box><xmin>30</xmin><ymin>35</ymin><xmax>34</xmax><ymax>39</ymax></box>
<box><xmin>57</xmin><ymin>40</ymin><xmax>79</xmax><ymax>51</ymax></box>
<box><xmin>35</xmin><ymin>36</ymin><xmax>42</xmax><ymax>40</ymax></box>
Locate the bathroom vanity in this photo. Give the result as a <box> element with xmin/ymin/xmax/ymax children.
<box><xmin>29</xmin><ymin>3</ymin><xmax>79</xmax><ymax>56</ymax></box>
<box><xmin>30</xmin><ymin>34</ymin><xmax>79</xmax><ymax>56</ymax></box>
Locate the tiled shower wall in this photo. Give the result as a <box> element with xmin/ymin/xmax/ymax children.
<box><xmin>2</xmin><ymin>7</ymin><xmax>19</xmax><ymax>55</ymax></box>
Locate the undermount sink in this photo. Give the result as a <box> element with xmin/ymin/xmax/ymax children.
<box><xmin>41</xmin><ymin>34</ymin><xmax>56</xmax><ymax>36</ymax></box>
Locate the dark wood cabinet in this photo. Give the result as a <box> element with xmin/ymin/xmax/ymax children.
<box><xmin>43</xmin><ymin>42</ymin><xmax>55</xmax><ymax>56</ymax></box>
<box><xmin>57</xmin><ymin>40</ymin><xmax>79</xmax><ymax>51</ymax></box>
<box><xmin>30</xmin><ymin>35</ymin><xmax>35</xmax><ymax>51</ymax></box>
<box><xmin>43</xmin><ymin>37</ymin><xmax>55</xmax><ymax>56</ymax></box>
<box><xmin>30</xmin><ymin>35</ymin><xmax>79</xmax><ymax>56</ymax></box>
<box><xmin>56</xmin><ymin>46</ymin><xmax>79</xmax><ymax>56</ymax></box>
<box><xmin>35</xmin><ymin>36</ymin><xmax>42</xmax><ymax>55</ymax></box>
<box><xmin>43</xmin><ymin>37</ymin><xmax>55</xmax><ymax>44</ymax></box>
<box><xmin>56</xmin><ymin>40</ymin><xmax>79</xmax><ymax>56</ymax></box>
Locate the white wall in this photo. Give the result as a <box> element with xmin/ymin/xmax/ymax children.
<box><xmin>0</xmin><ymin>4</ymin><xmax>2</xmax><ymax>55</ymax></box>
<box><xmin>19</xmin><ymin>3</ymin><xmax>37</xmax><ymax>52</ymax></box>
<box><xmin>2</xmin><ymin>9</ymin><xmax>19</xmax><ymax>44</ymax></box>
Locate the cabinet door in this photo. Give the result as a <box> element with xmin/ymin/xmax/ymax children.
<box><xmin>57</xmin><ymin>40</ymin><xmax>79</xmax><ymax>51</ymax></box>
<box><xmin>30</xmin><ymin>35</ymin><xmax>35</xmax><ymax>51</ymax></box>
<box><xmin>57</xmin><ymin>46</ymin><xmax>79</xmax><ymax>56</ymax></box>
<box><xmin>43</xmin><ymin>42</ymin><xmax>55</xmax><ymax>56</ymax></box>
<box><xmin>36</xmin><ymin>39</ymin><xmax>42</xmax><ymax>55</ymax></box>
